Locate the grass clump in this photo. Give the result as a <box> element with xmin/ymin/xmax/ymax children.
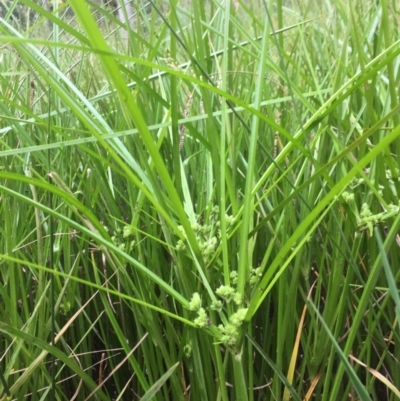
<box><xmin>1</xmin><ymin>0</ymin><xmax>400</xmax><ymax>400</ymax></box>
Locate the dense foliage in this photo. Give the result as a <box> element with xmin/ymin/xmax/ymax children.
<box><xmin>0</xmin><ymin>0</ymin><xmax>400</xmax><ymax>400</ymax></box>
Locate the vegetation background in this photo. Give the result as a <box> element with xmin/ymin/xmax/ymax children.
<box><xmin>0</xmin><ymin>0</ymin><xmax>400</xmax><ymax>400</ymax></box>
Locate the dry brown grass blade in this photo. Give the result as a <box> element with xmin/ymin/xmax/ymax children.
<box><xmin>83</xmin><ymin>333</ymin><xmax>148</xmax><ymax>401</ymax></box>
<box><xmin>349</xmin><ymin>354</ymin><xmax>400</xmax><ymax>399</ymax></box>
<box><xmin>283</xmin><ymin>282</ymin><xmax>317</xmax><ymax>401</ymax></box>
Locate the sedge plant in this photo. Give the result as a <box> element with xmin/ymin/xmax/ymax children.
<box><xmin>0</xmin><ymin>0</ymin><xmax>400</xmax><ymax>400</ymax></box>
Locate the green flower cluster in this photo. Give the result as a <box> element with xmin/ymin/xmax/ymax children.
<box><xmin>215</xmin><ymin>284</ymin><xmax>243</xmax><ymax>305</ymax></box>
<box><xmin>386</xmin><ymin>167</ymin><xmax>400</xmax><ymax>183</ymax></box>
<box><xmin>250</xmin><ymin>267</ymin><xmax>262</xmax><ymax>285</ymax></box>
<box><xmin>358</xmin><ymin>203</ymin><xmax>399</xmax><ymax>236</ymax></box>
<box><xmin>189</xmin><ymin>292</ymin><xmax>208</xmax><ymax>328</ymax></box>
<box><xmin>110</xmin><ymin>226</ymin><xmax>125</xmax><ymax>250</ymax></box>
<box><xmin>342</xmin><ymin>191</ymin><xmax>355</xmax><ymax>204</ymax></box>
<box><xmin>184</xmin><ymin>206</ymin><xmax>258</xmax><ymax>348</ymax></box>
<box><xmin>60</xmin><ymin>301</ymin><xmax>71</xmax><ymax>315</ymax></box>
<box><xmin>105</xmin><ymin>224</ymin><xmax>136</xmax><ymax>252</ymax></box>
<box><xmin>183</xmin><ymin>343</ymin><xmax>192</xmax><ymax>358</ymax></box>
<box><xmin>218</xmin><ymin>308</ymin><xmax>248</xmax><ymax>347</ymax></box>
<box><xmin>123</xmin><ymin>225</ymin><xmax>135</xmax><ymax>238</ymax></box>
<box><xmin>341</xmin><ymin>191</ymin><xmax>399</xmax><ymax>236</ymax></box>
<box><xmin>349</xmin><ymin>168</ymin><xmax>400</xmax><ymax>197</ymax></box>
<box><xmin>176</xmin><ymin>206</ymin><xmax>235</xmax><ymax>264</ymax></box>
<box><xmin>189</xmin><ymin>282</ymin><xmax>248</xmax><ymax>348</ymax></box>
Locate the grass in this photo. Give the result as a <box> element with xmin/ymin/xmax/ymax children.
<box><xmin>0</xmin><ymin>0</ymin><xmax>400</xmax><ymax>400</ymax></box>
